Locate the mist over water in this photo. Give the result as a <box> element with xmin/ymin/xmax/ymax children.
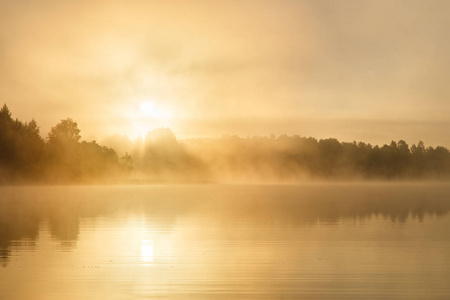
<box><xmin>2</xmin><ymin>103</ymin><xmax>450</xmax><ymax>184</ymax></box>
<box><xmin>2</xmin><ymin>1</ymin><xmax>450</xmax><ymax>298</ymax></box>
<box><xmin>1</xmin><ymin>183</ymin><xmax>450</xmax><ymax>299</ymax></box>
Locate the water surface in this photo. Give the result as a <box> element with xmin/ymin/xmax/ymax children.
<box><xmin>1</xmin><ymin>183</ymin><xmax>450</xmax><ymax>299</ymax></box>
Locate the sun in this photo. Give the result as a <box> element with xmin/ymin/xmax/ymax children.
<box><xmin>139</xmin><ymin>101</ymin><xmax>172</xmax><ymax>120</ymax></box>
<box><xmin>140</xmin><ymin>101</ymin><xmax>155</xmax><ymax>116</ymax></box>
<box><xmin>124</xmin><ymin>100</ymin><xmax>174</xmax><ymax>139</ymax></box>
<box><xmin>141</xmin><ymin>239</ymin><xmax>154</xmax><ymax>265</ymax></box>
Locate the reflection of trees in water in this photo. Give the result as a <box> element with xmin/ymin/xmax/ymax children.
<box><xmin>205</xmin><ymin>185</ymin><xmax>450</xmax><ymax>226</ymax></box>
<box><xmin>0</xmin><ymin>199</ymin><xmax>40</xmax><ymax>267</ymax></box>
<box><xmin>1</xmin><ymin>184</ymin><xmax>450</xmax><ymax>266</ymax></box>
<box><xmin>48</xmin><ymin>216</ymin><xmax>79</xmax><ymax>251</ymax></box>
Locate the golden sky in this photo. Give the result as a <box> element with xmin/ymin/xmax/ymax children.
<box><xmin>1</xmin><ymin>0</ymin><xmax>449</xmax><ymax>145</ymax></box>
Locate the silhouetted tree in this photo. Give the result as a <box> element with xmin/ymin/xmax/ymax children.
<box><xmin>185</xmin><ymin>135</ymin><xmax>450</xmax><ymax>181</ymax></box>
<box><xmin>2</xmin><ymin>104</ymin><xmax>450</xmax><ymax>183</ymax></box>
<box><xmin>47</xmin><ymin>118</ymin><xmax>81</xmax><ymax>145</ymax></box>
<box><xmin>0</xmin><ymin>104</ymin><xmax>45</xmax><ymax>182</ymax></box>
<box><xmin>46</xmin><ymin>119</ymin><xmax>82</xmax><ymax>180</ymax></box>
<box><xmin>121</xmin><ymin>152</ymin><xmax>133</xmax><ymax>173</ymax></box>
<box><xmin>140</xmin><ymin>128</ymin><xmax>205</xmax><ymax>178</ymax></box>
<box><xmin>78</xmin><ymin>140</ymin><xmax>119</xmax><ymax>179</ymax></box>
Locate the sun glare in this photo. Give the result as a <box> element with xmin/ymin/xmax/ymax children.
<box><xmin>124</xmin><ymin>101</ymin><xmax>174</xmax><ymax>139</ymax></box>
<box><xmin>141</xmin><ymin>239</ymin><xmax>154</xmax><ymax>265</ymax></box>
<box><xmin>140</xmin><ymin>102</ymin><xmax>154</xmax><ymax>116</ymax></box>
<box><xmin>139</xmin><ymin>101</ymin><xmax>173</xmax><ymax>120</ymax></box>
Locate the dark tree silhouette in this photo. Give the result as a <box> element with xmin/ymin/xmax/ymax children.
<box><xmin>0</xmin><ymin>105</ymin><xmax>122</xmax><ymax>183</ymax></box>
<box><xmin>2</xmin><ymin>103</ymin><xmax>450</xmax><ymax>183</ymax></box>
<box><xmin>139</xmin><ymin>128</ymin><xmax>205</xmax><ymax>179</ymax></box>
<box><xmin>186</xmin><ymin>135</ymin><xmax>450</xmax><ymax>181</ymax></box>
<box><xmin>0</xmin><ymin>104</ymin><xmax>45</xmax><ymax>182</ymax></box>
<box><xmin>121</xmin><ymin>152</ymin><xmax>133</xmax><ymax>173</ymax></box>
<box><xmin>47</xmin><ymin>118</ymin><xmax>81</xmax><ymax>144</ymax></box>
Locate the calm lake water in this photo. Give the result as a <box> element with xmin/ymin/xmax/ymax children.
<box><xmin>1</xmin><ymin>183</ymin><xmax>450</xmax><ymax>299</ymax></box>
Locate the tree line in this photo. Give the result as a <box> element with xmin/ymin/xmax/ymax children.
<box><xmin>0</xmin><ymin>104</ymin><xmax>125</xmax><ymax>183</ymax></box>
<box><xmin>1</xmin><ymin>104</ymin><xmax>450</xmax><ymax>183</ymax></box>
<box><xmin>184</xmin><ymin>135</ymin><xmax>450</xmax><ymax>180</ymax></box>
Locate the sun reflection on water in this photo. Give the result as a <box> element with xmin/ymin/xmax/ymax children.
<box><xmin>141</xmin><ymin>239</ymin><xmax>154</xmax><ymax>265</ymax></box>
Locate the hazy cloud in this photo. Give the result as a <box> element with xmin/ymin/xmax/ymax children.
<box><xmin>1</xmin><ymin>0</ymin><xmax>449</xmax><ymax>145</ymax></box>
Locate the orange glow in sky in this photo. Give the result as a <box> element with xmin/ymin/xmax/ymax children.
<box><xmin>1</xmin><ymin>0</ymin><xmax>450</xmax><ymax>146</ymax></box>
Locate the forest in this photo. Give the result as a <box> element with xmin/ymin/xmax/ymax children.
<box><xmin>1</xmin><ymin>104</ymin><xmax>450</xmax><ymax>183</ymax></box>
<box><xmin>0</xmin><ymin>105</ymin><xmax>122</xmax><ymax>183</ymax></box>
